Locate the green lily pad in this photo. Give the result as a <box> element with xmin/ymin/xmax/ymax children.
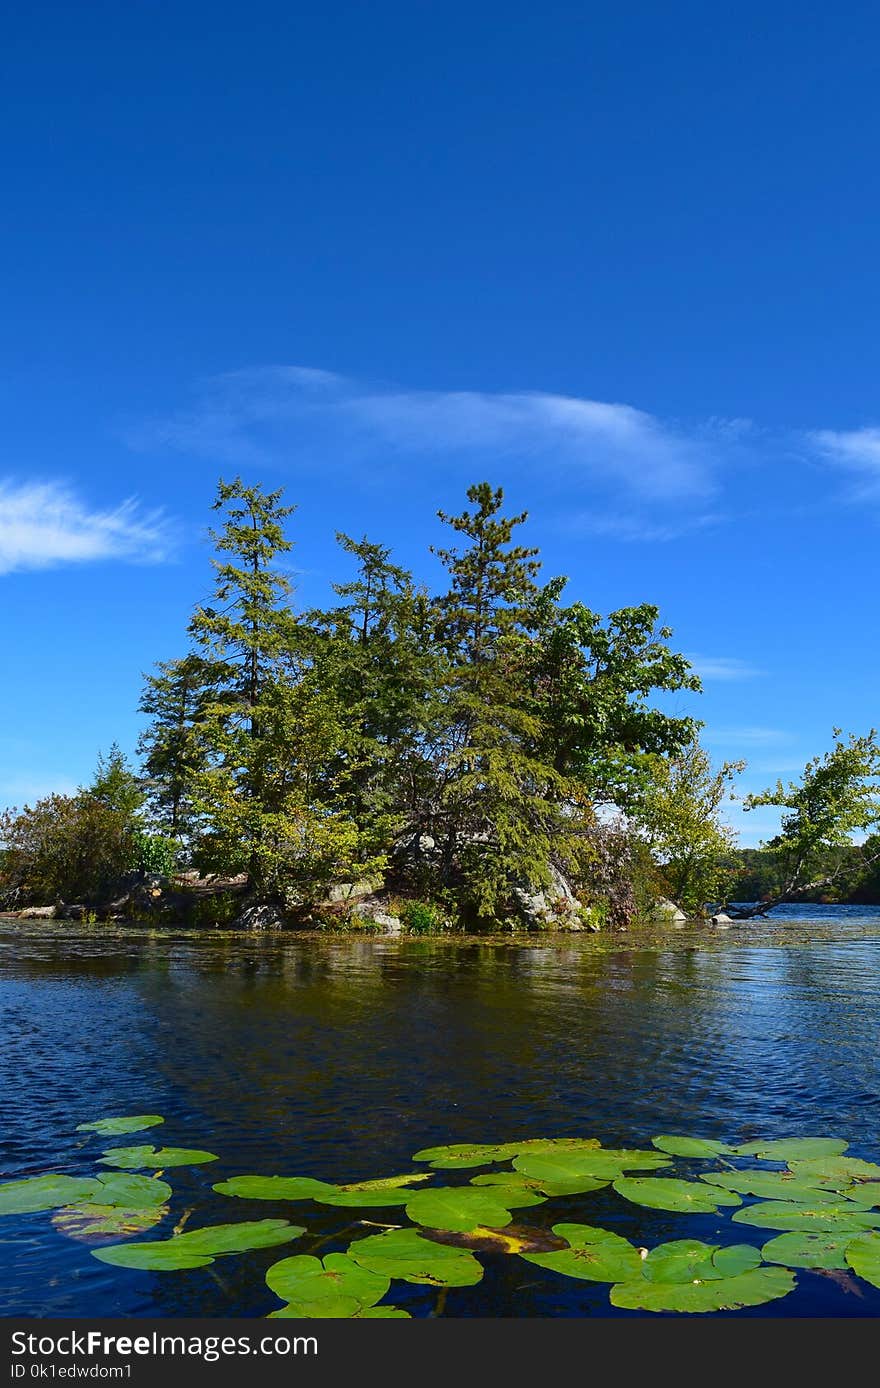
<box><xmin>412</xmin><ymin>1142</ymin><xmax>522</xmax><ymax>1169</ymax></box>
<box><xmin>520</xmin><ymin>1223</ymin><xmax>643</xmax><ymax>1283</ymax></box>
<box><xmin>0</xmin><ymin>1175</ymin><xmax>99</xmax><ymax>1216</ymax></box>
<box><xmin>761</xmin><ymin>1231</ymin><xmax>855</xmax><ymax>1270</ymax></box>
<box><xmin>76</xmin><ymin>1115</ymin><xmax>164</xmax><ymax>1137</ymax></box>
<box><xmin>348</xmin><ymin>1228</ymin><xmax>484</xmax><ymax>1286</ymax></box>
<box><xmin>420</xmin><ymin>1223</ymin><xmax>568</xmax><ymax>1255</ymax></box>
<box><xmin>266</xmin><ymin>1253</ymin><xmax>389</xmax><ymax>1316</ymax></box>
<box><xmin>91</xmin><ymin>1173</ymin><xmax>172</xmax><ymax>1210</ymax></box>
<box><xmin>613</xmin><ymin>1177</ymin><xmax>741</xmax><ymax>1213</ymax></box>
<box><xmin>701</xmin><ymin>1171</ymin><xmax>844</xmax><ymax>1202</ymax></box>
<box><xmin>788</xmin><ymin>1156</ymin><xmax>880</xmax><ymax>1183</ymax></box>
<box><xmin>470</xmin><ymin>1172</ymin><xmax>605</xmax><ymax>1200</ymax></box>
<box><xmin>405</xmin><ymin>1187</ymin><xmax>515</xmax><ymax>1232</ymax></box>
<box><xmin>100</xmin><ymin>1146</ymin><xmax>218</xmax><ymax>1170</ymax></box>
<box><xmin>651</xmin><ymin>1136</ymin><xmax>734</xmax><ymax>1158</ymax></box>
<box><xmin>339</xmin><ymin>1174</ymin><xmax>431</xmax><ymax>1192</ymax></box>
<box><xmin>52</xmin><ymin>1202</ymin><xmax>169</xmax><ymax>1241</ymax></box>
<box><xmin>355</xmin><ymin>1307</ymin><xmax>411</xmax><ymax>1318</ymax></box>
<box><xmin>93</xmin><ymin>1219</ymin><xmax>304</xmax><ymax>1271</ymax></box>
<box><xmin>213</xmin><ymin>1175</ymin><xmax>337</xmax><ymax>1201</ymax></box>
<box><xmin>731</xmin><ymin>1201</ymin><xmax>880</xmax><ymax>1233</ymax></box>
<box><xmin>841</xmin><ymin>1182</ymin><xmax>880</xmax><ymax>1209</ymax></box>
<box><xmin>642</xmin><ymin>1240</ymin><xmax>761</xmax><ymax>1283</ymax></box>
<box><xmin>735</xmin><ymin>1138</ymin><xmax>848</xmax><ymax>1161</ymax></box>
<box><xmin>844</xmin><ymin>1232</ymin><xmax>880</xmax><ymax>1288</ymax></box>
<box><xmin>318</xmin><ymin>1189</ymin><xmax>418</xmax><ymax>1208</ymax></box>
<box><xmin>513</xmin><ymin>1150</ymin><xmax>667</xmax><ymax>1185</ymax></box>
<box><xmin>610</xmin><ymin>1267</ymin><xmax>796</xmax><ymax>1312</ymax></box>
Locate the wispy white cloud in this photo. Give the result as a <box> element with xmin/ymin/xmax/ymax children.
<box><xmin>130</xmin><ymin>365</ymin><xmax>728</xmax><ymax>503</ymax></box>
<box><xmin>686</xmin><ymin>654</ymin><xmax>762</xmax><ymax>681</ymax></box>
<box><xmin>569</xmin><ymin>512</ymin><xmax>721</xmax><ymax>542</ymax></box>
<box><xmin>808</xmin><ymin>427</ymin><xmax>880</xmax><ymax>495</ymax></box>
<box><xmin>0</xmin><ymin>480</ymin><xmax>172</xmax><ymax>575</ymax></box>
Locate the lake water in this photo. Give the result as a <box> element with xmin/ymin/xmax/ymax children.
<box><xmin>2</xmin><ymin>904</ymin><xmax>880</xmax><ymax>1318</ymax></box>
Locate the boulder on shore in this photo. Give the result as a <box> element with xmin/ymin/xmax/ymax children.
<box><xmin>710</xmin><ymin>911</ymin><xmax>734</xmax><ymax>926</ymax></box>
<box><xmin>232</xmin><ymin>902</ymin><xmax>287</xmax><ymax>930</ymax></box>
<box><xmin>650</xmin><ymin>898</ymin><xmax>688</xmax><ymax>924</ymax></box>
<box><xmin>351</xmin><ymin>901</ymin><xmax>402</xmax><ymax>935</ymax></box>
<box><xmin>15</xmin><ymin>904</ymin><xmax>56</xmax><ymax>919</ymax></box>
<box><xmin>512</xmin><ymin>865</ymin><xmax>579</xmax><ymax>930</ymax></box>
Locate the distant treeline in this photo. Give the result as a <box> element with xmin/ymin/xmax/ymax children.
<box><xmin>727</xmin><ymin>845</ymin><xmax>880</xmax><ymax>905</ymax></box>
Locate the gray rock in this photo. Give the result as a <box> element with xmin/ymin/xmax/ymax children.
<box><xmin>326</xmin><ymin>877</ymin><xmax>384</xmax><ymax>903</ymax></box>
<box><xmin>351</xmin><ymin>902</ymin><xmax>402</xmax><ymax>934</ymax></box>
<box><xmin>233</xmin><ymin>903</ymin><xmax>286</xmax><ymax>930</ymax></box>
<box><xmin>710</xmin><ymin>912</ymin><xmax>734</xmax><ymax>926</ymax></box>
<box><xmin>513</xmin><ymin>865</ymin><xmax>578</xmax><ymax>929</ymax></box>
<box><xmin>650</xmin><ymin>898</ymin><xmax>688</xmax><ymax>924</ymax></box>
<box><xmin>16</xmin><ymin>904</ymin><xmax>56</xmax><ymax>919</ymax></box>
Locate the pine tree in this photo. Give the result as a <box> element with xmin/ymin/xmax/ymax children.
<box><xmin>430</xmin><ymin>483</ymin><xmax>564</xmax><ymax>918</ymax></box>
<box><xmin>138</xmin><ymin>654</ymin><xmax>216</xmax><ymax>838</ymax></box>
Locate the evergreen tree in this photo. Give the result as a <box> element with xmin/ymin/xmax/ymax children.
<box><xmin>138</xmin><ymin>654</ymin><xmax>216</xmax><ymax>837</ymax></box>
<box><xmin>430</xmin><ymin>483</ymin><xmax>564</xmax><ymax>917</ymax></box>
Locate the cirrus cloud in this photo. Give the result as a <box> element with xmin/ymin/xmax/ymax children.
<box><xmin>0</xmin><ymin>480</ymin><xmax>172</xmax><ymax>575</ymax></box>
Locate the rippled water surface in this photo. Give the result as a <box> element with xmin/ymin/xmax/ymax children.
<box><xmin>2</xmin><ymin>905</ymin><xmax>880</xmax><ymax>1317</ymax></box>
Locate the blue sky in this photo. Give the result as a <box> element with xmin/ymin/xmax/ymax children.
<box><xmin>2</xmin><ymin>1</ymin><xmax>879</xmax><ymax>846</ymax></box>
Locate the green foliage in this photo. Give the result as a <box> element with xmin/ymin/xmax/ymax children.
<box><xmin>0</xmin><ymin>790</ymin><xmax>136</xmax><ymax>905</ymax></box>
<box><xmin>398</xmin><ymin>898</ymin><xmax>448</xmax><ymax>933</ymax></box>
<box><xmin>633</xmin><ymin>738</ymin><xmax>743</xmax><ymax>913</ymax></box>
<box><xmin>741</xmin><ymin>730</ymin><xmax>880</xmax><ymax>911</ymax></box>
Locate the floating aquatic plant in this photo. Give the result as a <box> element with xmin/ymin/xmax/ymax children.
<box><xmin>613</xmin><ymin>1177</ymin><xmax>741</xmax><ymax>1214</ymax></box>
<box><xmin>94</xmin><ymin>1219</ymin><xmax>304</xmax><ymax>1270</ymax></box>
<box><xmin>520</xmin><ymin>1223</ymin><xmax>643</xmax><ymax>1283</ymax></box>
<box><xmin>266</xmin><ymin>1252</ymin><xmax>390</xmax><ymax>1318</ymax></box>
<box><xmin>100</xmin><ymin>1145</ymin><xmax>218</xmax><ymax>1170</ymax></box>
<box><xmin>76</xmin><ymin>1116</ymin><xmax>164</xmax><ymax>1137</ymax></box>
<box><xmin>610</xmin><ymin>1267</ymin><xmax>796</xmax><ymax>1313</ymax></box>
<box><xmin>0</xmin><ymin>1175</ymin><xmax>100</xmax><ymax>1216</ymax></box>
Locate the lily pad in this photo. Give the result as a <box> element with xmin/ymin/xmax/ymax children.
<box><xmin>0</xmin><ymin>1175</ymin><xmax>99</xmax><ymax>1216</ymax></box>
<box><xmin>412</xmin><ymin>1142</ymin><xmax>522</xmax><ymax>1169</ymax></box>
<box><xmin>701</xmin><ymin>1171</ymin><xmax>844</xmax><ymax>1202</ymax></box>
<box><xmin>355</xmin><ymin>1307</ymin><xmax>411</xmax><ymax>1318</ymax></box>
<box><xmin>513</xmin><ymin>1149</ymin><xmax>667</xmax><ymax>1185</ymax></box>
<box><xmin>731</xmin><ymin>1201</ymin><xmax>880</xmax><ymax>1233</ymax></box>
<box><xmin>610</xmin><ymin>1267</ymin><xmax>796</xmax><ymax>1312</ymax></box>
<box><xmin>788</xmin><ymin>1156</ymin><xmax>880</xmax><ymax>1184</ymax></box>
<box><xmin>844</xmin><ymin>1232</ymin><xmax>880</xmax><ymax>1288</ymax></box>
<box><xmin>52</xmin><ymin>1203</ymin><xmax>169</xmax><ymax>1241</ymax></box>
<box><xmin>613</xmin><ymin>1177</ymin><xmax>741</xmax><ymax>1213</ymax></box>
<box><xmin>339</xmin><ymin>1174</ymin><xmax>430</xmax><ymax>1192</ymax></box>
<box><xmin>317</xmin><ymin>1189</ymin><xmax>418</xmax><ymax>1208</ymax></box>
<box><xmin>266</xmin><ymin>1253</ymin><xmax>389</xmax><ymax>1316</ymax></box>
<box><xmin>642</xmin><ymin>1240</ymin><xmax>760</xmax><ymax>1283</ymax></box>
<box><xmin>213</xmin><ymin>1175</ymin><xmax>337</xmax><ymax>1201</ymax></box>
<box><xmin>348</xmin><ymin>1228</ymin><xmax>484</xmax><ymax>1286</ymax></box>
<box><xmin>520</xmin><ymin>1222</ymin><xmax>643</xmax><ymax>1283</ymax></box>
<box><xmin>91</xmin><ymin>1173</ymin><xmax>172</xmax><ymax>1210</ymax></box>
<box><xmin>841</xmin><ymin>1182</ymin><xmax>880</xmax><ymax>1209</ymax></box>
<box><xmin>93</xmin><ymin>1219</ymin><xmax>304</xmax><ymax>1270</ymax></box>
<box><xmin>470</xmin><ymin>1172</ymin><xmax>604</xmax><ymax>1200</ymax></box>
<box><xmin>76</xmin><ymin>1115</ymin><xmax>164</xmax><ymax>1137</ymax></box>
<box><xmin>405</xmin><ymin>1187</ymin><xmax>515</xmax><ymax>1232</ymax></box>
<box><xmin>761</xmin><ymin>1231</ymin><xmax>855</xmax><ymax>1270</ymax></box>
<box><xmin>100</xmin><ymin>1146</ymin><xmax>218</xmax><ymax>1170</ymax></box>
<box><xmin>651</xmin><ymin>1136</ymin><xmax>734</xmax><ymax>1158</ymax></box>
<box><xmin>420</xmin><ymin>1223</ymin><xmax>568</xmax><ymax>1256</ymax></box>
<box><xmin>735</xmin><ymin>1138</ymin><xmax>848</xmax><ymax>1161</ymax></box>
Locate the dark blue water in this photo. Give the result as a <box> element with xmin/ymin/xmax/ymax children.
<box><xmin>1</xmin><ymin>906</ymin><xmax>879</xmax><ymax>1317</ymax></box>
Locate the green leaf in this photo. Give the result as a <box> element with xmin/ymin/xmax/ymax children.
<box><xmin>651</xmin><ymin>1136</ymin><xmax>734</xmax><ymax>1158</ymax></box>
<box><xmin>76</xmin><ymin>1115</ymin><xmax>164</xmax><ymax>1137</ymax></box>
<box><xmin>52</xmin><ymin>1203</ymin><xmax>169</xmax><ymax>1241</ymax></box>
<box><xmin>348</xmin><ymin>1228</ymin><xmax>484</xmax><ymax>1286</ymax></box>
<box><xmin>513</xmin><ymin>1150</ymin><xmax>667</xmax><ymax>1184</ymax></box>
<box><xmin>100</xmin><ymin>1146</ymin><xmax>218</xmax><ymax>1170</ymax></box>
<box><xmin>91</xmin><ymin>1174</ymin><xmax>172</xmax><ymax>1210</ymax></box>
<box><xmin>93</xmin><ymin>1219</ymin><xmax>304</xmax><ymax>1270</ymax></box>
<box><xmin>317</xmin><ymin>1189</ymin><xmax>417</xmax><ymax>1208</ymax></box>
<box><xmin>520</xmin><ymin>1223</ymin><xmax>643</xmax><ymax>1283</ymax></box>
<box><xmin>841</xmin><ymin>1182</ymin><xmax>880</xmax><ymax>1209</ymax></box>
<box><xmin>0</xmin><ymin>1175</ymin><xmax>99</xmax><ymax>1216</ymax></box>
<box><xmin>213</xmin><ymin>1176</ymin><xmax>337</xmax><ymax>1201</ymax></box>
<box><xmin>338</xmin><ymin>1174</ymin><xmax>431</xmax><ymax>1192</ymax></box>
<box><xmin>735</xmin><ymin>1138</ymin><xmax>848</xmax><ymax>1161</ymax></box>
<box><xmin>788</xmin><ymin>1156</ymin><xmax>880</xmax><ymax>1183</ymax></box>
<box><xmin>411</xmin><ymin>1142</ymin><xmax>522</xmax><ymax>1169</ymax></box>
<box><xmin>405</xmin><ymin>1187</ymin><xmax>515</xmax><ymax>1232</ymax></box>
<box><xmin>355</xmin><ymin>1307</ymin><xmax>411</xmax><ymax>1318</ymax></box>
<box><xmin>642</xmin><ymin>1240</ymin><xmax>760</xmax><ymax>1284</ymax></box>
<box><xmin>844</xmin><ymin>1232</ymin><xmax>880</xmax><ymax>1288</ymax></box>
<box><xmin>761</xmin><ymin>1232</ymin><xmax>855</xmax><ymax>1270</ymax></box>
<box><xmin>701</xmin><ymin>1171</ymin><xmax>845</xmax><ymax>1202</ymax></box>
<box><xmin>731</xmin><ymin>1201</ymin><xmax>880</xmax><ymax>1233</ymax></box>
<box><xmin>266</xmin><ymin>1253</ymin><xmax>389</xmax><ymax>1316</ymax></box>
<box><xmin>470</xmin><ymin>1172</ymin><xmax>605</xmax><ymax>1200</ymax></box>
<box><xmin>613</xmin><ymin>1177</ymin><xmax>741</xmax><ymax>1213</ymax></box>
<box><xmin>610</xmin><ymin>1267</ymin><xmax>796</xmax><ymax>1312</ymax></box>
